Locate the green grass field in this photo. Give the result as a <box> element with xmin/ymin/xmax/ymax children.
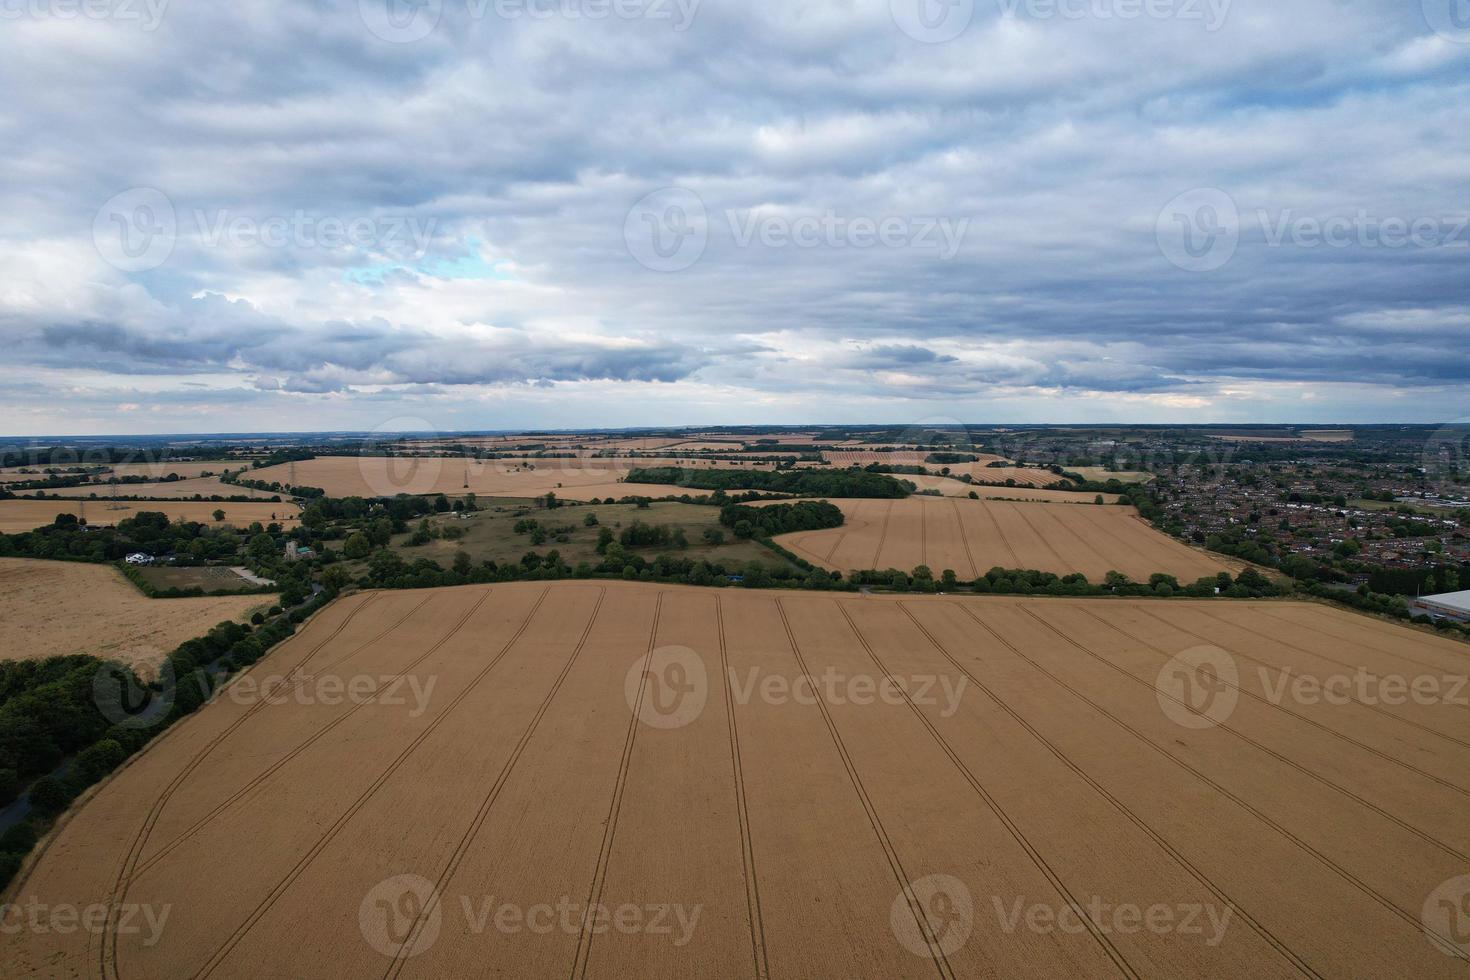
<box><xmin>388</xmin><ymin>498</ymin><xmax>800</xmax><ymax>572</ymax></box>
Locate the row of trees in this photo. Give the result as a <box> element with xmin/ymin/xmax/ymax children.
<box><xmin>720</xmin><ymin>500</ymin><xmax>844</xmax><ymax>538</ymax></box>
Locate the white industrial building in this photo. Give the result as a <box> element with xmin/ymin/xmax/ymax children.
<box><xmin>1412</xmin><ymin>590</ymin><xmax>1470</xmax><ymax>623</ymax></box>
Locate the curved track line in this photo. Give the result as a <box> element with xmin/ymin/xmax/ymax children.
<box><xmin>1022</xmin><ymin>502</ymin><xmax>1119</xmax><ymax>578</ymax></box>
<box><xmin>189</xmin><ymin>587</ymin><xmax>532</xmax><ymax>979</ymax></box>
<box><xmin>896</xmin><ymin>602</ymin><xmax>1322</xmax><ymax>979</ymax></box>
<box><xmin>947</xmin><ymin>499</ymin><xmax>981</xmax><ymax>581</ymax></box>
<box><xmin>384</xmin><ymin>588</ymin><xmax>608</xmax><ymax>979</ymax></box>
<box><xmin>1072</xmin><ymin>607</ymin><xmax>1470</xmax><ymax>803</ymax></box>
<box><xmin>569</xmin><ymin>592</ymin><xmax>664</xmax><ymax>980</ymax></box>
<box><xmin>1071</xmin><ymin>506</ymin><xmax>1219</xmax><ymax>580</ymax></box>
<box><xmin>1139</xmin><ymin>605</ymin><xmax>1470</xmax><ymax>738</ymax></box>
<box><xmin>98</xmin><ymin>591</ymin><xmax>390</xmax><ymax>979</ymax></box>
<box><xmin>124</xmin><ymin>595</ymin><xmax>494</xmax><ymax>885</ymax></box>
<box><xmin>1247</xmin><ymin>605</ymin><xmax>1470</xmax><ymax>678</ymax></box>
<box><xmin>975</xmin><ymin>498</ymin><xmax>1021</xmax><ymax>569</ymax></box>
<box><xmin>920</xmin><ymin>497</ymin><xmax>928</xmax><ymax>569</ymax></box>
<box><xmin>1002</xmin><ymin>501</ymin><xmax>1068</xmax><ymax>571</ymax></box>
<box><xmin>1000</xmin><ymin>603</ymin><xmax>1470</xmax><ymax>954</ymax></box>
<box><xmin>833</xmin><ymin>603</ymin><xmax>1137</xmax><ymax>980</ymax></box>
<box><xmin>869</xmin><ymin>500</ymin><xmax>896</xmax><ymax>571</ymax></box>
<box><xmin>773</xmin><ymin>598</ymin><xmax>955</xmax><ymax>979</ymax></box>
<box><xmin>716</xmin><ymin>596</ymin><xmax>771</xmax><ymax>980</ymax></box>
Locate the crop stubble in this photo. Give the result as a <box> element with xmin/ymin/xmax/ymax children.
<box><xmin>2</xmin><ymin>583</ymin><xmax>1467</xmax><ymax>978</ymax></box>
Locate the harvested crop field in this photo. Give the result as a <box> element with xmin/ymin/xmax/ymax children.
<box><xmin>903</xmin><ymin>476</ymin><xmax>1122</xmax><ymax>503</ymax></box>
<box><xmin>0</xmin><ymin>558</ymin><xmax>272</xmax><ymax>671</ymax></box>
<box><xmin>247</xmin><ymin>456</ymin><xmax>771</xmax><ymax>499</ymax></box>
<box><xmin>51</xmin><ymin>477</ymin><xmax>286</xmax><ymax>500</ymax></box>
<box><xmin>774</xmin><ymin>496</ymin><xmax>1229</xmax><ymax>581</ymax></box>
<box><xmin>0</xmin><ymin>499</ymin><xmax>301</xmax><ymax>533</ymax></box>
<box><xmin>104</xmin><ymin>461</ymin><xmax>245</xmax><ymax>480</ymax></box>
<box><xmin>5</xmin><ymin>581</ymin><xmax>1468</xmax><ymax>977</ymax></box>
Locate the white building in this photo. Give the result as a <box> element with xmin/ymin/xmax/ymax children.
<box><xmin>1412</xmin><ymin>590</ymin><xmax>1470</xmax><ymax>623</ymax></box>
<box><xmin>124</xmin><ymin>553</ymin><xmax>152</xmax><ymax>565</ymax></box>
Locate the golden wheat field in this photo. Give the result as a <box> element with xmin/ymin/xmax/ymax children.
<box><xmin>245</xmin><ymin>456</ymin><xmax>768</xmax><ymax>500</ymax></box>
<box><xmin>773</xmin><ymin>497</ymin><xmax>1229</xmax><ymax>581</ymax></box>
<box><xmin>0</xmin><ymin>558</ymin><xmax>272</xmax><ymax>671</ymax></box>
<box><xmin>4</xmin><ymin>582</ymin><xmax>1468</xmax><ymax>978</ymax></box>
<box><xmin>50</xmin><ymin>477</ymin><xmax>287</xmax><ymax>501</ymax></box>
<box><xmin>900</xmin><ymin>476</ymin><xmax>1123</xmax><ymax>502</ymax></box>
<box><xmin>0</xmin><ymin>499</ymin><xmax>301</xmax><ymax>533</ymax></box>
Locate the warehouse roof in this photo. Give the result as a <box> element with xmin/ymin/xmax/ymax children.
<box><xmin>1419</xmin><ymin>590</ymin><xmax>1470</xmax><ymax>614</ymax></box>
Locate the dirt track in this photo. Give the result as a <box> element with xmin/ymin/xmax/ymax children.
<box><xmin>4</xmin><ymin>582</ymin><xmax>1467</xmax><ymax>978</ymax></box>
<box><xmin>775</xmin><ymin>497</ymin><xmax>1229</xmax><ymax>581</ymax></box>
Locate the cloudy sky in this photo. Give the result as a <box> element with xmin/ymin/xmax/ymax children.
<box><xmin>2</xmin><ymin>0</ymin><xmax>1468</xmax><ymax>435</ymax></box>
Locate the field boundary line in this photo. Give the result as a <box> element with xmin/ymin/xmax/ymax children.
<box><xmin>898</xmin><ymin>602</ymin><xmax>1321</xmax><ymax>979</ymax></box>
<box><xmin>716</xmin><ymin>596</ymin><xmax>771</xmax><ymax>980</ymax></box>
<box><xmin>1141</xmin><ymin>605</ymin><xmax>1470</xmax><ymax>735</ymax></box>
<box><xmin>1249</xmin><ymin>605</ymin><xmax>1470</xmax><ymax>675</ymax></box>
<box><xmin>1075</xmin><ymin>606</ymin><xmax>1470</xmax><ymax>803</ymax></box>
<box><xmin>125</xmin><ymin>591</ymin><xmax>517</xmax><ymax>885</ymax></box>
<box><xmin>569</xmin><ymin>591</ymin><xmax>665</xmax><ymax>979</ymax></box>
<box><xmin>774</xmin><ymin>598</ymin><xmax>955</xmax><ymax>979</ymax></box>
<box><xmin>1006</xmin><ymin>604</ymin><xmax>1470</xmax><ymax>953</ymax></box>
<box><xmin>190</xmin><ymin>586</ymin><xmax>533</xmax><ymax>979</ymax></box>
<box><xmin>947</xmin><ymin>499</ymin><xmax>981</xmax><ymax>580</ymax></box>
<box><xmin>385</xmin><ymin>587</ymin><xmax>608</xmax><ymax>979</ymax></box>
<box><xmin>833</xmin><ymin>602</ymin><xmax>1138</xmax><ymax>980</ymax></box>
<box><xmin>99</xmin><ymin>590</ymin><xmax>390</xmax><ymax>980</ymax></box>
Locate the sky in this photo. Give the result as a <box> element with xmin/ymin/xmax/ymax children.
<box><xmin>1</xmin><ymin>0</ymin><xmax>1468</xmax><ymax>436</ymax></box>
